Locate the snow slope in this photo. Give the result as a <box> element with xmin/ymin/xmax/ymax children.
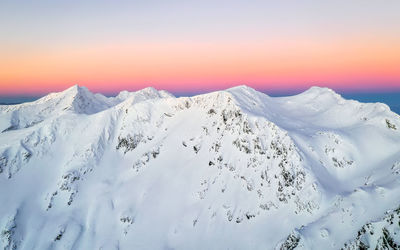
<box><xmin>0</xmin><ymin>85</ymin><xmax>399</xmax><ymax>249</ymax></box>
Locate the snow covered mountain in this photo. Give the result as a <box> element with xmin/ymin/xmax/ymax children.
<box><xmin>0</xmin><ymin>85</ymin><xmax>399</xmax><ymax>249</ymax></box>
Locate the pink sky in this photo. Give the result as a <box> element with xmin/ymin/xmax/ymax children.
<box><xmin>1</xmin><ymin>1</ymin><xmax>399</xmax><ymax>96</ymax></box>
<box><xmin>1</xmin><ymin>38</ymin><xmax>399</xmax><ymax>95</ymax></box>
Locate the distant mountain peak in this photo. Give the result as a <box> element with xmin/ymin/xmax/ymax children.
<box><xmin>53</xmin><ymin>84</ymin><xmax>91</xmax><ymax>98</ymax></box>
<box><xmin>226</xmin><ymin>84</ymin><xmax>253</xmax><ymax>91</ymax></box>
<box><xmin>301</xmin><ymin>86</ymin><xmax>343</xmax><ymax>99</ymax></box>
<box><xmin>135</xmin><ymin>86</ymin><xmax>174</xmax><ymax>99</ymax></box>
<box><xmin>65</xmin><ymin>84</ymin><xmax>86</xmax><ymax>92</ymax></box>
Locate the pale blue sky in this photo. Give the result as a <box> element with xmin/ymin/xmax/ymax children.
<box><xmin>1</xmin><ymin>0</ymin><xmax>399</xmax><ymax>47</ymax></box>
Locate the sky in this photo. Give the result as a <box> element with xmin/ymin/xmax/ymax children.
<box><xmin>0</xmin><ymin>0</ymin><xmax>400</xmax><ymax>96</ymax></box>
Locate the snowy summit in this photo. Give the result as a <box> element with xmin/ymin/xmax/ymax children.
<box><xmin>0</xmin><ymin>85</ymin><xmax>400</xmax><ymax>249</ymax></box>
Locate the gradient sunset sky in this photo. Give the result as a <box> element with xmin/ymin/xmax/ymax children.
<box><xmin>1</xmin><ymin>0</ymin><xmax>400</xmax><ymax>96</ymax></box>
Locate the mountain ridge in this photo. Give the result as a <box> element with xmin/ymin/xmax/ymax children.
<box><xmin>0</xmin><ymin>85</ymin><xmax>399</xmax><ymax>249</ymax></box>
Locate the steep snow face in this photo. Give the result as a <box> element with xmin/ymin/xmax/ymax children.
<box><xmin>0</xmin><ymin>85</ymin><xmax>399</xmax><ymax>249</ymax></box>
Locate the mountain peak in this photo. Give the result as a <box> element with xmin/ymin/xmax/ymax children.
<box><xmin>224</xmin><ymin>85</ymin><xmax>265</xmax><ymax>98</ymax></box>
<box><xmin>286</xmin><ymin>86</ymin><xmax>345</xmax><ymax>106</ymax></box>
<box><xmin>114</xmin><ymin>87</ymin><xmax>174</xmax><ymax>105</ymax></box>
<box><xmin>65</xmin><ymin>84</ymin><xmax>81</xmax><ymax>91</ymax></box>
<box><xmin>39</xmin><ymin>84</ymin><xmax>92</xmax><ymax>102</ymax></box>
<box><xmin>33</xmin><ymin>84</ymin><xmax>112</xmax><ymax>115</ymax></box>
<box><xmin>225</xmin><ymin>85</ymin><xmax>262</xmax><ymax>95</ymax></box>
<box><xmin>226</xmin><ymin>84</ymin><xmax>253</xmax><ymax>91</ymax></box>
<box><xmin>63</xmin><ymin>84</ymin><xmax>91</xmax><ymax>95</ymax></box>
<box><xmin>136</xmin><ymin>87</ymin><xmax>174</xmax><ymax>99</ymax></box>
<box><xmin>302</xmin><ymin>86</ymin><xmax>342</xmax><ymax>98</ymax></box>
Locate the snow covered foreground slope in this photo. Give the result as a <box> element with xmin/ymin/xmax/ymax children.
<box><xmin>0</xmin><ymin>85</ymin><xmax>399</xmax><ymax>250</ymax></box>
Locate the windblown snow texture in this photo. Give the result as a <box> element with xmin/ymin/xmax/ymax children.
<box><xmin>0</xmin><ymin>85</ymin><xmax>399</xmax><ymax>249</ymax></box>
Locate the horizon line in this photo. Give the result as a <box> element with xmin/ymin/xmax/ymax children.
<box><xmin>1</xmin><ymin>84</ymin><xmax>400</xmax><ymax>106</ymax></box>
<box><xmin>1</xmin><ymin>83</ymin><xmax>400</xmax><ymax>98</ymax></box>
